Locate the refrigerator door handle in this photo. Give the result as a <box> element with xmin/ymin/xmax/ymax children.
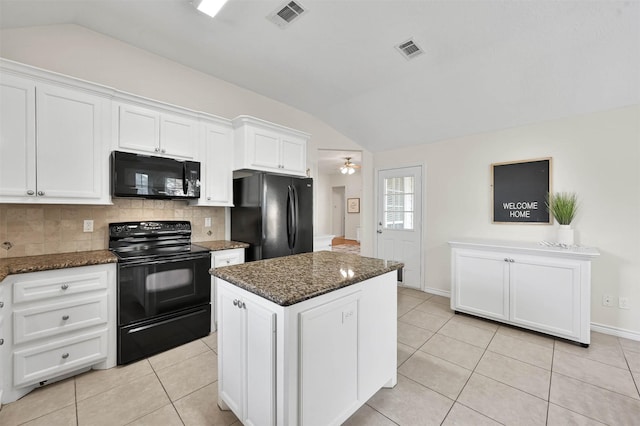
<box><xmin>291</xmin><ymin>184</ymin><xmax>298</xmax><ymax>249</ymax></box>
<box><xmin>287</xmin><ymin>185</ymin><xmax>295</xmax><ymax>250</ymax></box>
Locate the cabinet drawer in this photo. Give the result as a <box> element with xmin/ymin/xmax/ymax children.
<box><xmin>13</xmin><ymin>294</ymin><xmax>108</xmax><ymax>344</ymax></box>
<box><xmin>213</xmin><ymin>252</ymin><xmax>243</xmax><ymax>268</ymax></box>
<box><xmin>13</xmin><ymin>269</ymin><xmax>108</xmax><ymax>303</ymax></box>
<box><xmin>14</xmin><ymin>328</ymin><xmax>108</xmax><ymax>388</ymax></box>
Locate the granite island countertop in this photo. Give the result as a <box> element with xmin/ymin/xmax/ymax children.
<box><xmin>0</xmin><ymin>250</ymin><xmax>118</xmax><ymax>282</ymax></box>
<box><xmin>211</xmin><ymin>251</ymin><xmax>403</xmax><ymax>306</ymax></box>
<box><xmin>194</xmin><ymin>240</ymin><xmax>249</xmax><ymax>251</ymax></box>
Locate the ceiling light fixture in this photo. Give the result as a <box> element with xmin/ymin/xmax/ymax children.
<box><xmin>340</xmin><ymin>157</ymin><xmax>358</xmax><ymax>175</ymax></box>
<box><xmin>194</xmin><ymin>0</ymin><xmax>229</xmax><ymax>18</ymax></box>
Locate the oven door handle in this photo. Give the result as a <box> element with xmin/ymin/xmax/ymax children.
<box><xmin>117</xmin><ymin>254</ymin><xmax>210</xmax><ymax>268</ymax></box>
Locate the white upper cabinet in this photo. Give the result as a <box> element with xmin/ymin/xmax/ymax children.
<box><xmin>233</xmin><ymin>115</ymin><xmax>309</xmax><ymax>176</ymax></box>
<box><xmin>0</xmin><ymin>64</ymin><xmax>110</xmax><ymax>205</ymax></box>
<box><xmin>190</xmin><ymin>118</ymin><xmax>234</xmax><ymax>207</ymax></box>
<box><xmin>116</xmin><ymin>102</ymin><xmax>197</xmax><ymax>160</ymax></box>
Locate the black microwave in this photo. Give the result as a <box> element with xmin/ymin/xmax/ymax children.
<box><xmin>111</xmin><ymin>151</ymin><xmax>201</xmax><ymax>199</ymax></box>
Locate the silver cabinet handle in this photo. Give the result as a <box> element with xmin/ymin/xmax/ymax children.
<box><xmin>26</xmin><ymin>190</ymin><xmax>35</xmax><ymax>195</ymax></box>
<box><xmin>154</xmin><ymin>147</ymin><xmax>160</xmax><ymax>152</ymax></box>
<box><xmin>37</xmin><ymin>191</ymin><xmax>45</xmax><ymax>196</ymax></box>
<box><xmin>207</xmin><ymin>197</ymin><xmax>212</xmax><ymax>201</ymax></box>
<box><xmin>233</xmin><ymin>299</ymin><xmax>238</xmax><ymax>306</ymax></box>
<box><xmin>0</xmin><ymin>338</ymin><xmax>4</xmax><ymax>345</ymax></box>
<box><xmin>510</xmin><ymin>259</ymin><xmax>515</xmax><ymax>262</ymax></box>
<box><xmin>161</xmin><ymin>148</ymin><xmax>166</xmax><ymax>154</ymax></box>
<box><xmin>504</xmin><ymin>258</ymin><xmax>509</xmax><ymax>262</ymax></box>
<box><xmin>61</xmin><ymin>284</ymin><xmax>69</xmax><ymax>290</ymax></box>
<box><xmin>226</xmin><ymin>259</ymin><xmax>231</xmax><ymax>264</ymax></box>
<box><xmin>61</xmin><ymin>353</ymin><xmax>69</xmax><ymax>359</ymax></box>
<box><xmin>0</xmin><ymin>301</ymin><xmax>4</xmax><ymax>308</ymax></box>
<box><xmin>62</xmin><ymin>315</ymin><xmax>69</xmax><ymax>321</ymax></box>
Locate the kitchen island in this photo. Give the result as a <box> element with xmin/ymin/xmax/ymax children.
<box><xmin>211</xmin><ymin>251</ymin><xmax>403</xmax><ymax>426</ymax></box>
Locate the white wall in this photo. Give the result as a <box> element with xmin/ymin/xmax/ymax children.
<box><xmin>374</xmin><ymin>105</ymin><xmax>640</xmax><ymax>337</ymax></box>
<box><xmin>330</xmin><ymin>174</ymin><xmax>362</xmax><ymax>240</ymax></box>
<box><xmin>0</xmin><ymin>24</ymin><xmax>375</xmax><ymax>253</ymax></box>
<box><xmin>315</xmin><ymin>171</ymin><xmax>362</xmax><ymax>241</ymax></box>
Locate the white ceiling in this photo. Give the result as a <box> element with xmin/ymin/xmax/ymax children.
<box><xmin>1</xmin><ymin>0</ymin><xmax>638</xmax><ymax>153</ymax></box>
<box><xmin>317</xmin><ymin>150</ymin><xmax>361</xmax><ymax>176</ymax></box>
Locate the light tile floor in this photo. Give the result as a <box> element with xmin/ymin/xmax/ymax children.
<box><xmin>1</xmin><ymin>288</ymin><xmax>639</xmax><ymax>425</ymax></box>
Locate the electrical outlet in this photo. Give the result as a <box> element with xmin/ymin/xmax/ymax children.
<box><xmin>619</xmin><ymin>297</ymin><xmax>630</xmax><ymax>309</ymax></box>
<box><xmin>204</xmin><ymin>217</ymin><xmax>212</xmax><ymax>227</ymax></box>
<box><xmin>602</xmin><ymin>294</ymin><xmax>613</xmax><ymax>307</ymax></box>
<box><xmin>83</xmin><ymin>220</ymin><xmax>94</xmax><ymax>233</ymax></box>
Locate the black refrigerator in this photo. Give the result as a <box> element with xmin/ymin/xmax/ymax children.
<box><xmin>231</xmin><ymin>172</ymin><xmax>313</xmax><ymax>261</ymax></box>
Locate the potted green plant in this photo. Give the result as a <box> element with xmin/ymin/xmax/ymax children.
<box><xmin>546</xmin><ymin>192</ymin><xmax>579</xmax><ymax>245</ymax></box>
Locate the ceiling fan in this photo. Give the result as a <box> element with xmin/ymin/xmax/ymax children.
<box><xmin>340</xmin><ymin>157</ymin><xmax>360</xmax><ymax>175</ymax></box>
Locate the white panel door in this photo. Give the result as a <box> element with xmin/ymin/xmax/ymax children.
<box><xmin>160</xmin><ymin>115</ymin><xmax>197</xmax><ymax>159</ymax></box>
<box><xmin>299</xmin><ymin>293</ymin><xmax>359</xmax><ymax>426</ymax></box>
<box><xmin>244</xmin><ymin>300</ymin><xmax>276</xmax><ymax>426</ymax></box>
<box><xmin>510</xmin><ymin>255</ymin><xmax>581</xmax><ymax>338</ymax></box>
<box><xmin>218</xmin><ymin>288</ymin><xmax>245</xmax><ymax>418</ymax></box>
<box><xmin>36</xmin><ymin>83</ymin><xmax>104</xmax><ymax>199</ymax></box>
<box><xmin>280</xmin><ymin>136</ymin><xmax>306</xmax><ymax>175</ymax></box>
<box><xmin>454</xmin><ymin>250</ymin><xmax>510</xmax><ymax>321</ymax></box>
<box><xmin>203</xmin><ymin>122</ymin><xmax>233</xmax><ymax>204</ymax></box>
<box><xmin>249</xmin><ymin>129</ymin><xmax>280</xmax><ymax>170</ymax></box>
<box><xmin>117</xmin><ymin>104</ymin><xmax>159</xmax><ymax>154</ymax></box>
<box><xmin>376</xmin><ymin>166</ymin><xmax>423</xmax><ymax>289</ymax></box>
<box><xmin>0</xmin><ymin>74</ymin><xmax>36</xmax><ymax>198</ymax></box>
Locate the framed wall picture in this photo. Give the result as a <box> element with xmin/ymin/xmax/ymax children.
<box><xmin>347</xmin><ymin>198</ymin><xmax>360</xmax><ymax>213</ymax></box>
<box><xmin>492</xmin><ymin>158</ymin><xmax>552</xmax><ymax>224</ymax></box>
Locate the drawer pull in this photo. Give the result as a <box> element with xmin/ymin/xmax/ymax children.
<box><xmin>61</xmin><ymin>353</ymin><xmax>69</xmax><ymax>359</ymax></box>
<box><xmin>62</xmin><ymin>315</ymin><xmax>70</xmax><ymax>321</ymax></box>
<box><xmin>0</xmin><ymin>301</ymin><xmax>4</xmax><ymax>308</ymax></box>
<box><xmin>0</xmin><ymin>338</ymin><xmax>4</xmax><ymax>345</ymax></box>
<box><xmin>61</xmin><ymin>284</ymin><xmax>69</xmax><ymax>290</ymax></box>
<box><xmin>233</xmin><ymin>299</ymin><xmax>238</xmax><ymax>306</ymax></box>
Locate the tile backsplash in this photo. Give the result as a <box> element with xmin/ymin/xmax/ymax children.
<box><xmin>0</xmin><ymin>199</ymin><xmax>226</xmax><ymax>258</ymax></box>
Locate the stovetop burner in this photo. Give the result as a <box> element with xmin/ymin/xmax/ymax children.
<box><xmin>108</xmin><ymin>221</ymin><xmax>208</xmax><ymax>262</ymax></box>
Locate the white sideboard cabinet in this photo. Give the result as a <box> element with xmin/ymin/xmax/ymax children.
<box><xmin>450</xmin><ymin>239</ymin><xmax>599</xmax><ymax>346</ymax></box>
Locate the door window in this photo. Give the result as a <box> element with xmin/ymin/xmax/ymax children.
<box><xmin>383</xmin><ymin>176</ymin><xmax>415</xmax><ymax>230</ymax></box>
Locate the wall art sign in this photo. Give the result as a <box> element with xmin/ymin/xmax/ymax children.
<box><xmin>492</xmin><ymin>158</ymin><xmax>552</xmax><ymax>224</ymax></box>
<box><xmin>347</xmin><ymin>198</ymin><xmax>360</xmax><ymax>213</ymax></box>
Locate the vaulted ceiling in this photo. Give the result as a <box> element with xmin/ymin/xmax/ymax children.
<box><xmin>1</xmin><ymin>0</ymin><xmax>638</xmax><ymax>152</ymax></box>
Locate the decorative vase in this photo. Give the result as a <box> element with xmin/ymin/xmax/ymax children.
<box><xmin>557</xmin><ymin>224</ymin><xmax>574</xmax><ymax>245</ymax></box>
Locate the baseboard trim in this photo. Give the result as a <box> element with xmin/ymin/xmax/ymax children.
<box><xmin>422</xmin><ymin>287</ymin><xmax>451</xmax><ymax>298</ymax></box>
<box><xmin>419</xmin><ymin>289</ymin><xmax>639</xmax><ymax>342</ymax></box>
<box><xmin>591</xmin><ymin>322</ymin><xmax>640</xmax><ymax>342</ymax></box>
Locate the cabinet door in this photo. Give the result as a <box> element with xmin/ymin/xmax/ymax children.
<box><xmin>245</xmin><ymin>300</ymin><xmax>276</xmax><ymax>426</ymax></box>
<box><xmin>280</xmin><ymin>135</ymin><xmax>307</xmax><ymax>175</ymax></box>
<box><xmin>299</xmin><ymin>294</ymin><xmax>359</xmax><ymax>426</ymax></box>
<box><xmin>36</xmin><ymin>83</ymin><xmax>104</xmax><ymax>200</ymax></box>
<box><xmin>248</xmin><ymin>127</ymin><xmax>281</xmax><ymax>170</ymax></box>
<box><xmin>453</xmin><ymin>250</ymin><xmax>510</xmax><ymax>321</ymax></box>
<box><xmin>509</xmin><ymin>256</ymin><xmax>582</xmax><ymax>339</ymax></box>
<box><xmin>160</xmin><ymin>115</ymin><xmax>197</xmax><ymax>159</ymax></box>
<box><xmin>202</xmin><ymin>122</ymin><xmax>233</xmax><ymax>205</ymax></box>
<box><xmin>117</xmin><ymin>103</ymin><xmax>160</xmax><ymax>155</ymax></box>
<box><xmin>218</xmin><ymin>288</ymin><xmax>245</xmax><ymax>418</ymax></box>
<box><xmin>0</xmin><ymin>74</ymin><xmax>36</xmax><ymax>198</ymax></box>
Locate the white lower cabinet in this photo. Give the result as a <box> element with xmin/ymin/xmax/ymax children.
<box><xmin>450</xmin><ymin>240</ymin><xmax>599</xmax><ymax>345</ymax></box>
<box><xmin>210</xmin><ymin>248</ymin><xmax>245</xmax><ymax>331</ymax></box>
<box><xmin>1</xmin><ymin>264</ymin><xmax>116</xmax><ymax>404</ymax></box>
<box><xmin>218</xmin><ymin>284</ymin><xmax>276</xmax><ymax>426</ymax></box>
<box><xmin>217</xmin><ymin>271</ymin><xmax>397</xmax><ymax>426</ymax></box>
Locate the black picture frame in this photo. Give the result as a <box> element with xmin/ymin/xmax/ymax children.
<box><xmin>492</xmin><ymin>158</ymin><xmax>552</xmax><ymax>224</ymax></box>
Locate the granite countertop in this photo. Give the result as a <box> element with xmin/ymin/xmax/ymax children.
<box><xmin>0</xmin><ymin>250</ymin><xmax>118</xmax><ymax>282</ymax></box>
<box><xmin>212</xmin><ymin>251</ymin><xmax>404</xmax><ymax>306</ymax></box>
<box><xmin>195</xmin><ymin>240</ymin><xmax>249</xmax><ymax>251</ymax></box>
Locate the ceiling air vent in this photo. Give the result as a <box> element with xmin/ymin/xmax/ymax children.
<box><xmin>268</xmin><ymin>1</ymin><xmax>307</xmax><ymax>28</ymax></box>
<box><xmin>395</xmin><ymin>39</ymin><xmax>424</xmax><ymax>60</ymax></box>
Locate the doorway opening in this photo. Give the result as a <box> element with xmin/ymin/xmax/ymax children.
<box><xmin>332</xmin><ymin>186</ymin><xmax>345</xmax><ymax>237</ymax></box>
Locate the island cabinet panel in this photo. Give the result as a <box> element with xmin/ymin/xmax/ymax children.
<box><xmin>217</xmin><ymin>268</ymin><xmax>398</xmax><ymax>426</ymax></box>
<box><xmin>299</xmin><ymin>293</ymin><xmax>360</xmax><ymax>426</ymax></box>
<box><xmin>450</xmin><ymin>239</ymin><xmax>598</xmax><ymax>346</ymax></box>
